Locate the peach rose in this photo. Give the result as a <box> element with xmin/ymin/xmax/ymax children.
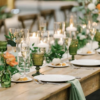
<box><xmin>3</xmin><ymin>52</ymin><xmax>18</xmax><ymax>67</ymax></box>
<box><xmin>4</xmin><ymin>52</ymin><xmax>15</xmax><ymax>59</ymax></box>
<box><xmin>9</xmin><ymin>61</ymin><xmax>18</xmax><ymax>67</ymax></box>
<box><xmin>96</xmin><ymin>4</ymin><xmax>100</xmax><ymax>10</ymax></box>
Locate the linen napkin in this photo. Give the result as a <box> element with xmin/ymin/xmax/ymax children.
<box><xmin>68</xmin><ymin>79</ymin><xmax>86</xmax><ymax>100</ymax></box>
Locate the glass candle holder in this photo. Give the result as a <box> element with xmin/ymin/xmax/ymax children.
<box><xmin>32</xmin><ymin>53</ymin><xmax>44</xmax><ymax>76</ymax></box>
<box><xmin>54</xmin><ymin>22</ymin><xmax>65</xmax><ymax>32</ymax></box>
<box><xmin>30</xmin><ymin>32</ymin><xmax>40</xmax><ymax>48</ymax></box>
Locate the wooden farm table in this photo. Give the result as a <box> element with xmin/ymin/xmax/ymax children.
<box><xmin>1</xmin><ymin>54</ymin><xmax>100</xmax><ymax>100</ymax></box>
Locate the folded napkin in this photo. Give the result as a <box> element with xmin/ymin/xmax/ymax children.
<box><xmin>68</xmin><ymin>79</ymin><xmax>86</xmax><ymax>100</ymax></box>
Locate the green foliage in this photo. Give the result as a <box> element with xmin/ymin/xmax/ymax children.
<box><xmin>0</xmin><ymin>6</ymin><xmax>13</xmax><ymax>19</ymax></box>
<box><xmin>8</xmin><ymin>65</ymin><xmax>19</xmax><ymax>75</ymax></box>
<box><xmin>0</xmin><ymin>65</ymin><xmax>4</xmax><ymax>71</ymax></box>
<box><xmin>0</xmin><ymin>56</ymin><xmax>19</xmax><ymax>75</ymax></box>
<box><xmin>5</xmin><ymin>32</ymin><xmax>15</xmax><ymax>40</ymax></box>
<box><xmin>77</xmin><ymin>29</ymin><xmax>91</xmax><ymax>49</ymax></box>
<box><xmin>77</xmin><ymin>39</ymin><xmax>88</xmax><ymax>49</ymax></box>
<box><xmin>45</xmin><ymin>40</ymin><xmax>66</xmax><ymax>63</ymax></box>
<box><xmin>5</xmin><ymin>32</ymin><xmax>16</xmax><ymax>46</ymax></box>
<box><xmin>30</xmin><ymin>43</ymin><xmax>39</xmax><ymax>53</ymax></box>
<box><xmin>79</xmin><ymin>17</ymin><xmax>87</xmax><ymax>24</ymax></box>
<box><xmin>92</xmin><ymin>14</ymin><xmax>98</xmax><ymax>22</ymax></box>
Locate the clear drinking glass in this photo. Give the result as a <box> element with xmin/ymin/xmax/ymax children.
<box><xmin>39</xmin><ymin>17</ymin><xmax>47</xmax><ymax>32</ymax></box>
<box><xmin>87</xmin><ymin>20</ymin><xmax>97</xmax><ymax>51</ymax></box>
<box><xmin>21</xmin><ymin>41</ymin><xmax>30</xmax><ymax>77</ymax></box>
<box><xmin>65</xmin><ymin>32</ymin><xmax>72</xmax><ymax>62</ymax></box>
<box><xmin>9</xmin><ymin>28</ymin><xmax>17</xmax><ymax>52</ymax></box>
<box><xmin>89</xmin><ymin>28</ymin><xmax>96</xmax><ymax>51</ymax></box>
<box><xmin>16</xmin><ymin>29</ymin><xmax>30</xmax><ymax>74</ymax></box>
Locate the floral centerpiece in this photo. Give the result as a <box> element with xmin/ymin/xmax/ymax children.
<box><xmin>72</xmin><ymin>0</ymin><xmax>100</xmax><ymax>23</ymax></box>
<box><xmin>1</xmin><ymin>52</ymin><xmax>18</xmax><ymax>88</ymax></box>
<box><xmin>71</xmin><ymin>0</ymin><xmax>100</xmax><ymax>49</ymax></box>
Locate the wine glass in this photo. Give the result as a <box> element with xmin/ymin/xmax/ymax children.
<box><xmin>21</xmin><ymin>41</ymin><xmax>30</xmax><ymax>77</ymax></box>
<box><xmin>65</xmin><ymin>32</ymin><xmax>72</xmax><ymax>62</ymax></box>
<box><xmin>89</xmin><ymin>27</ymin><xmax>96</xmax><ymax>51</ymax></box>
<box><xmin>16</xmin><ymin>29</ymin><xmax>30</xmax><ymax>72</ymax></box>
<box><xmin>39</xmin><ymin>17</ymin><xmax>46</xmax><ymax>32</ymax></box>
<box><xmin>9</xmin><ymin>28</ymin><xmax>17</xmax><ymax>52</ymax></box>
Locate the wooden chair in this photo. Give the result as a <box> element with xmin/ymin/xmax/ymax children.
<box><xmin>18</xmin><ymin>14</ymin><xmax>38</xmax><ymax>32</ymax></box>
<box><xmin>60</xmin><ymin>5</ymin><xmax>74</xmax><ymax>21</ymax></box>
<box><xmin>0</xmin><ymin>19</ymin><xmax>7</xmax><ymax>36</ymax></box>
<box><xmin>40</xmin><ymin>9</ymin><xmax>56</xmax><ymax>30</ymax></box>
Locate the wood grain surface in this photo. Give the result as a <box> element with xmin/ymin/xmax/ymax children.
<box><xmin>1</xmin><ymin>53</ymin><xmax>100</xmax><ymax>100</ymax></box>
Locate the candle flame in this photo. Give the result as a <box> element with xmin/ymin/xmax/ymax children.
<box><xmin>70</xmin><ymin>23</ymin><xmax>73</xmax><ymax>27</ymax></box>
<box><xmin>40</xmin><ymin>40</ymin><xmax>43</xmax><ymax>43</ymax></box>
<box><xmin>57</xmin><ymin>30</ymin><xmax>61</xmax><ymax>34</ymax></box>
<box><xmin>32</xmin><ymin>32</ymin><xmax>36</xmax><ymax>37</ymax></box>
<box><xmin>82</xmin><ymin>25</ymin><xmax>86</xmax><ymax>28</ymax></box>
<box><xmin>60</xmin><ymin>38</ymin><xmax>63</xmax><ymax>41</ymax></box>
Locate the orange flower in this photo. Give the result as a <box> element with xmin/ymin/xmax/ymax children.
<box><xmin>4</xmin><ymin>52</ymin><xmax>15</xmax><ymax>59</ymax></box>
<box><xmin>7</xmin><ymin>56</ymin><xmax>16</xmax><ymax>62</ymax></box>
<box><xmin>3</xmin><ymin>52</ymin><xmax>18</xmax><ymax>67</ymax></box>
<box><xmin>6</xmin><ymin>59</ymin><xmax>11</xmax><ymax>65</ymax></box>
<box><xmin>9</xmin><ymin>61</ymin><xmax>18</xmax><ymax>67</ymax></box>
<box><xmin>96</xmin><ymin>4</ymin><xmax>100</xmax><ymax>10</ymax></box>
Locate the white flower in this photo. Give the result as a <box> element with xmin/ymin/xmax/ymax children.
<box><xmin>92</xmin><ymin>0</ymin><xmax>97</xmax><ymax>4</ymax></box>
<box><xmin>58</xmin><ymin>39</ymin><xmax>63</xmax><ymax>45</ymax></box>
<box><xmin>62</xmin><ymin>53</ymin><xmax>68</xmax><ymax>59</ymax></box>
<box><xmin>88</xmin><ymin>3</ymin><xmax>96</xmax><ymax>10</ymax></box>
<box><xmin>79</xmin><ymin>34</ymin><xmax>86</xmax><ymax>40</ymax></box>
<box><xmin>50</xmin><ymin>40</ymin><xmax>54</xmax><ymax>45</ymax></box>
<box><xmin>78</xmin><ymin>33</ymin><xmax>82</xmax><ymax>37</ymax></box>
<box><xmin>92</xmin><ymin>9</ymin><xmax>98</xmax><ymax>14</ymax></box>
<box><xmin>86</xmin><ymin>29</ymin><xmax>89</xmax><ymax>34</ymax></box>
<box><xmin>52</xmin><ymin>58</ymin><xmax>61</xmax><ymax>65</ymax></box>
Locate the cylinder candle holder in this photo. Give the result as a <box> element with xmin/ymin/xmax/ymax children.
<box><xmin>32</xmin><ymin>53</ymin><xmax>44</xmax><ymax>76</ymax></box>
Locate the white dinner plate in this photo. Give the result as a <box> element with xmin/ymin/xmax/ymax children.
<box><xmin>48</xmin><ymin>63</ymin><xmax>69</xmax><ymax>68</ymax></box>
<box><xmin>70</xmin><ymin>59</ymin><xmax>100</xmax><ymax>66</ymax></box>
<box><xmin>11</xmin><ymin>77</ymin><xmax>33</xmax><ymax>83</ymax></box>
<box><xmin>34</xmin><ymin>74</ymin><xmax>75</xmax><ymax>82</ymax></box>
<box><xmin>77</xmin><ymin>51</ymin><xmax>95</xmax><ymax>56</ymax></box>
<box><xmin>97</xmin><ymin>49</ymin><xmax>100</xmax><ymax>54</ymax></box>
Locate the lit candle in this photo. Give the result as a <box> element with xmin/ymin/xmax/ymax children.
<box><xmin>30</xmin><ymin>32</ymin><xmax>39</xmax><ymax>49</ymax></box>
<box><xmin>37</xmin><ymin>40</ymin><xmax>49</xmax><ymax>52</ymax></box>
<box><xmin>81</xmin><ymin>24</ymin><xmax>86</xmax><ymax>32</ymax></box>
<box><xmin>66</xmin><ymin>23</ymin><xmax>77</xmax><ymax>32</ymax></box>
<box><xmin>54</xmin><ymin>30</ymin><xmax>64</xmax><ymax>38</ymax></box>
<box><xmin>50</xmin><ymin>40</ymin><xmax>54</xmax><ymax>45</ymax></box>
<box><xmin>58</xmin><ymin>38</ymin><xmax>63</xmax><ymax>45</ymax></box>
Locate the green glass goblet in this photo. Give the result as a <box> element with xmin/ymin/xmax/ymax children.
<box><xmin>95</xmin><ymin>31</ymin><xmax>100</xmax><ymax>49</ymax></box>
<box><xmin>0</xmin><ymin>41</ymin><xmax>7</xmax><ymax>52</ymax></box>
<box><xmin>32</xmin><ymin>53</ymin><xmax>44</xmax><ymax>76</ymax></box>
<box><xmin>69</xmin><ymin>39</ymin><xmax>78</xmax><ymax>60</ymax></box>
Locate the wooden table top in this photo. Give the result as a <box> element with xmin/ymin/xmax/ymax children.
<box><xmin>1</xmin><ymin>53</ymin><xmax>100</xmax><ymax>100</ymax></box>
